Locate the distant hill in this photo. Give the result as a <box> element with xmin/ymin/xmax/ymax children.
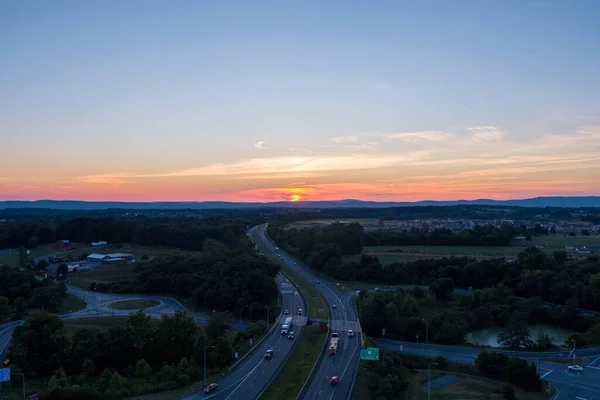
<box><xmin>0</xmin><ymin>196</ymin><xmax>599</xmax><ymax>210</ymax></box>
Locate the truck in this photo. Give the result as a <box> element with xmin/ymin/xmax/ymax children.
<box><xmin>281</xmin><ymin>317</ymin><xmax>293</xmax><ymax>335</ymax></box>
<box><xmin>328</xmin><ymin>332</ymin><xmax>340</xmax><ymax>355</ymax></box>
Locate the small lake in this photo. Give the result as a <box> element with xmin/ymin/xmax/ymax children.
<box><xmin>466</xmin><ymin>324</ymin><xmax>571</xmax><ymax>348</ymax></box>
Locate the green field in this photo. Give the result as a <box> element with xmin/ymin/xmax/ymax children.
<box><xmin>260</xmin><ymin>326</ymin><xmax>328</xmax><ymax>400</ymax></box>
<box><xmin>67</xmin><ymin>263</ymin><xmax>138</xmax><ymax>289</ymax></box>
<box><xmin>342</xmin><ymin>234</ymin><xmax>600</xmax><ymax>265</ymax></box>
<box><xmin>0</xmin><ymin>244</ymin><xmax>58</xmax><ymax>267</ymax></box>
<box><xmin>402</xmin><ymin>370</ymin><xmax>552</xmax><ymax>400</ymax></box>
<box><xmin>58</xmin><ymin>294</ymin><xmax>87</xmax><ymax>314</ymax></box>
<box><xmin>108</xmin><ymin>299</ymin><xmax>160</xmax><ymax>310</ymax></box>
<box><xmin>62</xmin><ymin>316</ymin><xmax>130</xmax><ymax>337</ymax></box>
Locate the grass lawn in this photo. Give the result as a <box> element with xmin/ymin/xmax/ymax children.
<box><xmin>108</xmin><ymin>299</ymin><xmax>160</xmax><ymax>310</ymax></box>
<box><xmin>0</xmin><ymin>244</ymin><xmax>58</xmax><ymax>267</ymax></box>
<box><xmin>67</xmin><ymin>263</ymin><xmax>138</xmax><ymax>289</ymax></box>
<box><xmin>404</xmin><ymin>370</ymin><xmax>552</xmax><ymax>400</ymax></box>
<box><xmin>261</xmin><ymin>326</ymin><xmax>328</xmax><ymax>400</ymax></box>
<box><xmin>62</xmin><ymin>316</ymin><xmax>130</xmax><ymax>337</ymax></box>
<box><xmin>250</xmin><ymin>229</ymin><xmax>329</xmax><ymax>320</ymax></box>
<box><xmin>547</xmin><ymin>357</ymin><xmax>586</xmax><ymax>365</ymax></box>
<box><xmin>58</xmin><ymin>294</ymin><xmax>87</xmax><ymax>314</ymax></box>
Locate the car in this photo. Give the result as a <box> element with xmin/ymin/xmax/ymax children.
<box><xmin>293</xmin><ymin>262</ymin><xmax>297</xmax><ymax>265</ymax></box>
<box><xmin>297</xmin><ymin>308</ymin><xmax>303</xmax><ymax>315</ymax></box>
<box><xmin>348</xmin><ymin>330</ymin><xmax>354</xmax><ymax>337</ymax></box>
<box><xmin>203</xmin><ymin>383</ymin><xmax>219</xmax><ymax>393</ymax></box>
<box><xmin>568</xmin><ymin>365</ymin><xmax>584</xmax><ymax>372</ymax></box>
<box><xmin>264</xmin><ymin>349</ymin><xmax>274</xmax><ymax>359</ymax></box>
<box><xmin>284</xmin><ymin>309</ymin><xmax>290</xmax><ymax>315</ymax></box>
<box><xmin>288</xmin><ymin>332</ymin><xmax>295</xmax><ymax>340</ymax></box>
<box><xmin>330</xmin><ymin>376</ymin><xmax>339</xmax><ymax>385</ymax></box>
<box><xmin>317</xmin><ymin>280</ymin><xmax>321</xmax><ymax>284</ymax></box>
<box><xmin>332</xmin><ymin>304</ymin><xmax>337</xmax><ymax>309</ymax></box>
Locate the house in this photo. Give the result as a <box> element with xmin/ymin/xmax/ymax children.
<box><xmin>91</xmin><ymin>241</ymin><xmax>108</xmax><ymax>247</ymax></box>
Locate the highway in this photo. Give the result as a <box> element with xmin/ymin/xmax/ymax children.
<box><xmin>185</xmin><ymin>273</ymin><xmax>307</xmax><ymax>400</ymax></box>
<box><xmin>377</xmin><ymin>339</ymin><xmax>600</xmax><ymax>399</ymax></box>
<box><xmin>253</xmin><ymin>224</ymin><xmax>362</xmax><ymax>400</ymax></box>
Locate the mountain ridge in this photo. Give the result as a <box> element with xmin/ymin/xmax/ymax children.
<box><xmin>0</xmin><ymin>196</ymin><xmax>599</xmax><ymax>210</ymax></box>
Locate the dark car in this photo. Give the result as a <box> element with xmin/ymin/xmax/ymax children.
<box><xmin>264</xmin><ymin>349</ymin><xmax>274</xmax><ymax>359</ymax></box>
<box><xmin>288</xmin><ymin>332</ymin><xmax>295</xmax><ymax>340</ymax></box>
<box><xmin>284</xmin><ymin>309</ymin><xmax>290</xmax><ymax>315</ymax></box>
<box><xmin>332</xmin><ymin>304</ymin><xmax>337</xmax><ymax>309</ymax></box>
<box><xmin>330</xmin><ymin>376</ymin><xmax>339</xmax><ymax>385</ymax></box>
<box><xmin>204</xmin><ymin>383</ymin><xmax>219</xmax><ymax>393</ymax></box>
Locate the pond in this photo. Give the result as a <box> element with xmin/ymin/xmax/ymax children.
<box><xmin>466</xmin><ymin>324</ymin><xmax>572</xmax><ymax>348</ymax></box>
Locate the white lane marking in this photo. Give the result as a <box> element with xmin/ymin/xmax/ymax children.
<box><xmin>223</xmin><ymin>361</ymin><xmax>263</xmax><ymax>400</ymax></box>
<box><xmin>575</xmin><ymin>397</ymin><xmax>587</xmax><ymax>400</ymax></box>
<box><xmin>586</xmin><ymin>356</ymin><xmax>600</xmax><ymax>368</ymax></box>
<box><xmin>319</xmin><ymin>390</ymin><xmax>322</xmax><ymax>396</ymax></box>
<box><xmin>540</xmin><ymin>369</ymin><xmax>553</xmax><ymax>379</ymax></box>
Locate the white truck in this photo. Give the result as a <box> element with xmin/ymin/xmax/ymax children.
<box><xmin>281</xmin><ymin>317</ymin><xmax>293</xmax><ymax>335</ymax></box>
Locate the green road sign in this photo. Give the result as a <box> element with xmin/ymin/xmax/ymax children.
<box><xmin>360</xmin><ymin>347</ymin><xmax>380</xmax><ymax>361</ymax></box>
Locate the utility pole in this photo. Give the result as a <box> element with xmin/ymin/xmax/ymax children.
<box><xmin>203</xmin><ymin>346</ymin><xmax>215</xmax><ymax>385</ymax></box>
<box><xmin>428</xmin><ymin>362</ymin><xmax>438</xmax><ymax>400</ymax></box>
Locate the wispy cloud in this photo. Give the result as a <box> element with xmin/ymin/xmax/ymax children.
<box><xmin>289</xmin><ymin>147</ymin><xmax>311</xmax><ymax>153</ymax></box>
<box><xmin>467</xmin><ymin>126</ymin><xmax>505</xmax><ymax>142</ymax></box>
<box><xmin>330</xmin><ymin>135</ymin><xmax>359</xmax><ymax>144</ymax></box>
<box><xmin>368</xmin><ymin>131</ymin><xmax>453</xmax><ymax>143</ymax></box>
<box><xmin>254</xmin><ymin>141</ymin><xmax>269</xmax><ymax>150</ymax></box>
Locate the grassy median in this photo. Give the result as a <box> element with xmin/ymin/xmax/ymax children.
<box><xmin>261</xmin><ymin>326</ymin><xmax>328</xmax><ymax>400</ymax></box>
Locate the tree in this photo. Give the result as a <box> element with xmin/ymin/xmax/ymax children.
<box><xmin>582</xmin><ymin>229</ymin><xmax>591</xmax><ymax>236</ymax></box>
<box><xmin>27</xmin><ymin>237</ymin><xmax>39</xmax><ymax>249</ymax></box>
<box><xmin>497</xmin><ymin>321</ymin><xmax>534</xmax><ymax>349</ymax></box>
<box><xmin>81</xmin><ymin>359</ymin><xmax>95</xmax><ymax>378</ymax></box>
<box><xmin>134</xmin><ymin>359</ymin><xmax>152</xmax><ymax>379</ymax></box>
<box><xmin>475</xmin><ymin>351</ymin><xmax>509</xmax><ymax>379</ymax></box>
<box><xmin>0</xmin><ymin>296</ymin><xmax>10</xmax><ymax>322</ymax></box>
<box><xmin>57</xmin><ymin>263</ymin><xmax>68</xmax><ymax>278</ymax></box>
<box><xmin>37</xmin><ymin>259</ymin><xmax>49</xmax><ymax>271</ymax></box>
<box><xmin>13</xmin><ymin>296</ymin><xmax>27</xmax><ymax>319</ymax></box>
<box><xmin>502</xmin><ymin>383</ymin><xmax>516</xmax><ymax>400</ymax></box>
<box><xmin>430</xmin><ymin>278</ymin><xmax>454</xmax><ymax>300</ymax></box>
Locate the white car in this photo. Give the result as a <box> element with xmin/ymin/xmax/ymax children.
<box><xmin>568</xmin><ymin>365</ymin><xmax>584</xmax><ymax>372</ymax></box>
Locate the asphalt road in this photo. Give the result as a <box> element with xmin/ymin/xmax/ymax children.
<box><xmin>254</xmin><ymin>225</ymin><xmax>362</xmax><ymax>400</ymax></box>
<box><xmin>378</xmin><ymin>339</ymin><xmax>600</xmax><ymax>400</ymax></box>
<box><xmin>184</xmin><ymin>273</ymin><xmax>307</xmax><ymax>400</ymax></box>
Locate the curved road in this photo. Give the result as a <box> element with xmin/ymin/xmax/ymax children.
<box><xmin>187</xmin><ymin>273</ymin><xmax>307</xmax><ymax>400</ymax></box>
<box><xmin>255</xmin><ymin>225</ymin><xmax>362</xmax><ymax>400</ymax></box>
<box><xmin>377</xmin><ymin>337</ymin><xmax>600</xmax><ymax>399</ymax></box>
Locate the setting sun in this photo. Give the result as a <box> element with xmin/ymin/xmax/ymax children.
<box><xmin>290</xmin><ymin>194</ymin><xmax>301</xmax><ymax>202</ymax></box>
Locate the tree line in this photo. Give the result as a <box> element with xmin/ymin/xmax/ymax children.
<box><xmin>358</xmin><ymin>285</ymin><xmax>599</xmax><ymax>348</ymax></box>
<box><xmin>90</xmin><ymin>249</ymin><xmax>279</xmax><ymax>319</ymax></box>
<box><xmin>8</xmin><ymin>310</ymin><xmax>266</xmax><ymax>399</ymax></box>
<box><xmin>0</xmin><ymin>266</ymin><xmax>68</xmax><ymax>323</ymax></box>
<box><xmin>0</xmin><ymin>215</ymin><xmax>250</xmax><ymax>251</ymax></box>
<box><xmin>363</xmin><ymin>224</ymin><xmax>518</xmax><ymax>246</ymax></box>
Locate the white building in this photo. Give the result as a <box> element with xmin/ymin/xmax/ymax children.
<box><xmin>91</xmin><ymin>241</ymin><xmax>108</xmax><ymax>247</ymax></box>
<box><xmin>86</xmin><ymin>253</ymin><xmax>134</xmax><ymax>263</ymax></box>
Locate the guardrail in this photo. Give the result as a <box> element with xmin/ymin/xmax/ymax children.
<box><xmin>255</xmin><ymin>271</ymin><xmax>306</xmax><ymax>398</ymax></box>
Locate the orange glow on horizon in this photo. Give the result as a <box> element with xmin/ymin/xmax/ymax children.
<box><xmin>289</xmin><ymin>194</ymin><xmax>301</xmax><ymax>202</ymax></box>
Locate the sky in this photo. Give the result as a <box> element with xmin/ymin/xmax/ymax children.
<box><xmin>1</xmin><ymin>0</ymin><xmax>600</xmax><ymax>203</ymax></box>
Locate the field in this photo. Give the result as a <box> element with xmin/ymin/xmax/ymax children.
<box><xmin>62</xmin><ymin>316</ymin><xmax>130</xmax><ymax>337</ymax></box>
<box><xmin>0</xmin><ymin>244</ymin><xmax>62</xmax><ymax>267</ymax></box>
<box><xmin>260</xmin><ymin>326</ymin><xmax>328</xmax><ymax>400</ymax></box>
<box><xmin>67</xmin><ymin>263</ymin><xmax>138</xmax><ymax>289</ymax></box>
<box><xmin>402</xmin><ymin>370</ymin><xmax>552</xmax><ymax>400</ymax></box>
<box><xmin>58</xmin><ymin>294</ymin><xmax>87</xmax><ymax>314</ymax></box>
<box><xmin>342</xmin><ymin>235</ymin><xmax>600</xmax><ymax>265</ymax></box>
<box><xmin>108</xmin><ymin>299</ymin><xmax>160</xmax><ymax>310</ymax></box>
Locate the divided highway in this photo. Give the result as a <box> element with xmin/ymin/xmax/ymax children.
<box><xmin>185</xmin><ymin>273</ymin><xmax>307</xmax><ymax>400</ymax></box>
<box><xmin>253</xmin><ymin>224</ymin><xmax>362</xmax><ymax>400</ymax></box>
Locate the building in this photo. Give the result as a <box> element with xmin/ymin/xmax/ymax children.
<box><xmin>86</xmin><ymin>253</ymin><xmax>134</xmax><ymax>263</ymax></box>
<box><xmin>91</xmin><ymin>241</ymin><xmax>108</xmax><ymax>247</ymax></box>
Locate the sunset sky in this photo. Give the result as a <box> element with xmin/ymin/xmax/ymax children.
<box><xmin>2</xmin><ymin>0</ymin><xmax>599</xmax><ymax>203</ymax></box>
